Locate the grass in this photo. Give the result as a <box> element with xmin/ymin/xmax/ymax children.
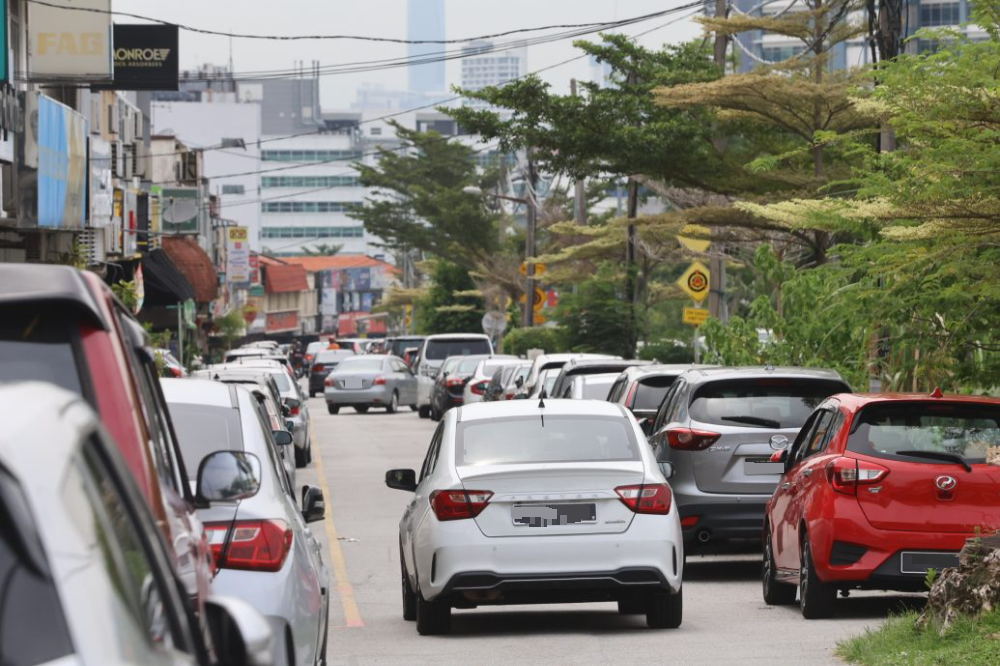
<box><xmin>837</xmin><ymin>609</ymin><xmax>1000</xmax><ymax>666</ymax></box>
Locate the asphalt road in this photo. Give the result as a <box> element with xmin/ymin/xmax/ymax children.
<box><xmin>296</xmin><ymin>399</ymin><xmax>922</xmax><ymax>666</ymax></box>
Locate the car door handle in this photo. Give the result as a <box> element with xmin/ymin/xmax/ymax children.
<box><xmin>801</xmin><ymin>469</ymin><xmax>813</xmax><ymax>477</ymax></box>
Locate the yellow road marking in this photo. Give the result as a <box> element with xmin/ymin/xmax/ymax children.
<box><xmin>312</xmin><ymin>426</ymin><xmax>364</xmax><ymax>628</ymax></box>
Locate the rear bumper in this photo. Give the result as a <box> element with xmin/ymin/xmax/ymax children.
<box><xmin>436</xmin><ymin>567</ymin><xmax>672</xmax><ymax>606</ymax></box>
<box><xmin>673</xmin><ymin>491</ymin><xmax>771</xmax><ymax>544</ymax></box>
<box><xmin>324</xmin><ymin>385</ymin><xmax>393</xmax><ymax>405</ymax></box>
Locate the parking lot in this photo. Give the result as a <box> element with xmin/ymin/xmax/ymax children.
<box><xmin>303</xmin><ymin>402</ymin><xmax>922</xmax><ymax>665</ymax></box>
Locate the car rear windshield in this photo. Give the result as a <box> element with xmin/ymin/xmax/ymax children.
<box><xmin>269</xmin><ymin>372</ymin><xmax>292</xmax><ymax>391</ymax></box>
<box><xmin>481</xmin><ymin>361</ymin><xmax>509</xmax><ymax>377</ymax></box>
<box><xmin>316</xmin><ymin>350</ymin><xmax>354</xmax><ymax>364</ymax></box>
<box><xmin>690</xmin><ymin>378</ymin><xmax>848</xmax><ymax>429</ymax></box>
<box><xmin>336</xmin><ymin>358</ymin><xmax>385</xmax><ymax>373</ymax></box>
<box><xmin>389</xmin><ymin>338</ymin><xmax>423</xmax><ymax>357</ymax></box>
<box><xmin>847</xmin><ymin>402</ymin><xmax>1000</xmax><ymax>464</ymax></box>
<box><xmin>424</xmin><ymin>338</ymin><xmax>490</xmax><ymax>360</ymax></box>
<box><xmin>0</xmin><ymin>305</ymin><xmax>83</xmax><ymax>395</ymax></box>
<box><xmin>456</xmin><ymin>358</ymin><xmax>483</xmax><ymax>375</ymax></box>
<box><xmin>582</xmin><ymin>377</ymin><xmax>616</xmax><ymax>400</ymax></box>
<box><xmin>166</xmin><ymin>403</ymin><xmax>244</xmax><ymax>479</ymax></box>
<box><xmin>633</xmin><ymin>375</ymin><xmax>678</xmax><ymax>411</ymax></box>
<box><xmin>457</xmin><ymin>416</ymin><xmax>640</xmax><ymax>465</ymax></box>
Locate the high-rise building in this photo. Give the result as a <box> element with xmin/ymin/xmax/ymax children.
<box><xmin>407</xmin><ymin>0</ymin><xmax>447</xmax><ymax>95</ymax></box>
<box><xmin>460</xmin><ymin>40</ymin><xmax>528</xmax><ymax>110</ymax></box>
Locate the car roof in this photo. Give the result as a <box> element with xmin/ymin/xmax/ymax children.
<box><xmin>197</xmin><ymin>366</ymin><xmax>279</xmax><ymax>383</ymax></box>
<box><xmin>457</xmin><ymin>398</ymin><xmax>628</xmax><ymax>423</ymax></box>
<box><xmin>226</xmin><ymin>348</ymin><xmax>270</xmax><ymax>357</ymax></box>
<box><xmin>834</xmin><ymin>392</ymin><xmax>1000</xmax><ymax>409</ymax></box>
<box><xmin>424</xmin><ymin>333</ymin><xmax>490</xmax><ymax>341</ymax></box>
<box><xmin>161</xmin><ymin>377</ymin><xmax>237</xmax><ymax>407</ymax></box>
<box><xmin>0</xmin><ymin>264</ymin><xmax>108</xmax><ymax>330</ymax></box>
<box><xmin>561</xmin><ymin>358</ymin><xmax>649</xmax><ymax>374</ymax></box>
<box><xmin>676</xmin><ymin>366</ymin><xmax>846</xmax><ymax>384</ymax></box>
<box><xmin>214</xmin><ymin>359</ymin><xmax>286</xmax><ymax>370</ymax></box>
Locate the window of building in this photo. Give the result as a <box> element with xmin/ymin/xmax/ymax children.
<box><xmin>261</xmin><ymin>149</ymin><xmax>363</xmax><ymax>163</ymax></box>
<box><xmin>760</xmin><ymin>44</ymin><xmax>806</xmax><ymax>62</ymax></box>
<box><xmin>920</xmin><ymin>2</ymin><xmax>961</xmax><ymax>26</ymax></box>
<box><xmin>370</xmin><ymin>127</ymin><xmax>383</xmax><ymax>136</ymax></box>
<box><xmin>221</xmin><ymin>184</ymin><xmax>245</xmax><ymax>195</ymax></box>
<box><xmin>261</xmin><ymin>201</ymin><xmax>361</xmax><ymax>213</ymax></box>
<box><xmin>261</xmin><ymin>226</ymin><xmax>365</xmax><ymax>239</ymax></box>
<box><xmin>261</xmin><ymin>176</ymin><xmax>359</xmax><ymax>188</ymax></box>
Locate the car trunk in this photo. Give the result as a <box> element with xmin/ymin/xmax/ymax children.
<box><xmin>457</xmin><ymin>462</ymin><xmax>645</xmax><ymax>537</ymax></box>
<box><xmin>329</xmin><ymin>371</ymin><xmax>378</xmax><ymax>390</ymax></box>
<box><xmin>693</xmin><ymin>425</ymin><xmax>801</xmax><ymax>494</ymax></box>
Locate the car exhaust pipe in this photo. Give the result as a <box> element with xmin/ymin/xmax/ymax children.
<box><xmin>696</xmin><ymin>529</ymin><xmax>711</xmax><ymax>544</ymax></box>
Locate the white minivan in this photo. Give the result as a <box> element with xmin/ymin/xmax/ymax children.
<box><xmin>414</xmin><ymin>333</ymin><xmax>493</xmax><ymax>418</ymax></box>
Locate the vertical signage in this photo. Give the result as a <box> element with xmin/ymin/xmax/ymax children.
<box><xmin>226</xmin><ymin>226</ymin><xmax>251</xmax><ymax>286</ymax></box>
<box><xmin>27</xmin><ymin>0</ymin><xmax>113</xmax><ymax>82</ymax></box>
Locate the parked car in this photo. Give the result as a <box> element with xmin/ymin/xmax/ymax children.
<box><xmin>648</xmin><ymin>366</ymin><xmax>851</xmax><ymax>549</ymax></box>
<box><xmin>519</xmin><ymin>353</ymin><xmax>618</xmax><ymax>398</ymax></box>
<box><xmin>607</xmin><ymin>365</ymin><xmax>711</xmax><ymax>436</ymax></box>
<box><xmin>303</xmin><ymin>341</ymin><xmax>325</xmax><ymax>371</ymax></box>
<box><xmin>415</xmin><ymin>334</ymin><xmax>494</xmax><ymax>418</ymax></box>
<box><xmin>0</xmin><ymin>381</ymin><xmax>272</xmax><ymax>666</ymax></box>
<box><xmin>429</xmin><ymin>354</ymin><xmax>493</xmax><ymax>420</ymax></box>
<box><xmin>555</xmin><ymin>372</ymin><xmax>621</xmax><ymax>400</ymax></box>
<box><xmin>548</xmin><ymin>358</ymin><xmax>650</xmax><ymax>400</ymax></box>
<box><xmin>162</xmin><ymin>378</ymin><xmax>331</xmax><ymax>666</ymax></box>
<box><xmin>527</xmin><ymin>367</ymin><xmax>563</xmax><ymax>399</ymax></box>
<box><xmin>461</xmin><ymin>355</ymin><xmax>521</xmax><ymax>405</ymax></box>
<box><xmin>763</xmin><ymin>391</ymin><xmax>1000</xmax><ymax>618</ymax></box>
<box><xmin>0</xmin><ymin>264</ymin><xmax>214</xmax><ymax>624</ymax></box>
<box><xmin>324</xmin><ymin>354</ymin><xmax>418</xmax><ymax>414</ymax></box>
<box><xmin>483</xmin><ymin>360</ymin><xmax>532</xmax><ymax>402</ymax></box>
<box><xmin>308</xmin><ymin>349</ymin><xmax>356</xmax><ymax>396</ymax></box>
<box><xmin>156</xmin><ymin>347</ymin><xmax>188</xmax><ymax>377</ymax></box>
<box><xmin>225</xmin><ymin>350</ymin><xmax>297</xmax><ymax>378</ymax></box>
<box><xmin>386</xmin><ymin>399</ymin><xmax>683</xmax><ymax>634</ymax></box>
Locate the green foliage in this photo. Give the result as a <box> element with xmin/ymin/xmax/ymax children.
<box><xmin>502</xmin><ymin>326</ymin><xmax>568</xmax><ymax>357</ymax></box>
<box><xmin>415</xmin><ymin>260</ymin><xmax>486</xmax><ymax>335</ymax></box>
<box><xmin>111</xmin><ymin>280</ymin><xmax>138</xmax><ymax>312</ymax></box>
<box><xmin>215</xmin><ymin>310</ymin><xmax>245</xmax><ymax>350</ymax></box>
<box><xmin>925</xmin><ymin>568</ymin><xmax>938</xmax><ymax>591</ymax></box>
<box><xmin>299</xmin><ymin>243</ymin><xmax>342</xmax><ymax>256</ymax></box>
<box><xmin>554</xmin><ymin>263</ymin><xmax>635</xmax><ymax>358</ymax></box>
<box><xmin>638</xmin><ymin>340</ymin><xmax>693</xmax><ymax>363</ymax></box>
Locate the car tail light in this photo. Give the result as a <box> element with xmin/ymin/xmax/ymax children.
<box><xmin>445</xmin><ymin>376</ymin><xmax>466</xmax><ymax>388</ymax></box>
<box><xmin>504</xmin><ymin>390</ymin><xmax>515</xmax><ymax>400</ymax></box>
<box><xmin>169</xmin><ymin>366</ymin><xmax>183</xmax><ymax>378</ymax></box>
<box><xmin>624</xmin><ymin>382</ymin><xmax>638</xmax><ymax>408</ymax></box>
<box><xmin>471</xmin><ymin>380</ymin><xmax>489</xmax><ymax>395</ymax></box>
<box><xmin>826</xmin><ymin>457</ymin><xmax>889</xmax><ymax>495</ymax></box>
<box><xmin>429</xmin><ymin>489</ymin><xmax>493</xmax><ymax>521</ymax></box>
<box><xmin>666</xmin><ymin>428</ymin><xmax>721</xmax><ymax>451</ymax></box>
<box><xmin>288</xmin><ymin>404</ymin><xmax>300</xmax><ymax>416</ymax></box>
<box><xmin>305</xmin><ymin>354</ymin><xmax>313</xmax><ymax>362</ymax></box>
<box><xmin>203</xmin><ymin>520</ymin><xmax>292</xmax><ymax>572</ymax></box>
<box><xmin>373</xmin><ymin>375</ymin><xmax>387</xmax><ymax>386</ymax></box>
<box><xmin>324</xmin><ymin>377</ymin><xmax>333</xmax><ymax>387</ymax></box>
<box><xmin>680</xmin><ymin>515</ymin><xmax>699</xmax><ymax>528</ymax></box>
<box><xmin>615</xmin><ymin>484</ymin><xmax>672</xmax><ymax>514</ymax></box>
<box><xmin>313</xmin><ymin>364</ymin><xmax>324</xmax><ymax>373</ymax></box>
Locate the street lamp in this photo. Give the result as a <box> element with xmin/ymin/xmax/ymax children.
<box><xmin>463</xmin><ymin>185</ymin><xmax>538</xmax><ymax>327</ymax></box>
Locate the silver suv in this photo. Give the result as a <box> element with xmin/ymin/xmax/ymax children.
<box><xmin>648</xmin><ymin>367</ymin><xmax>850</xmax><ymax>549</ymax></box>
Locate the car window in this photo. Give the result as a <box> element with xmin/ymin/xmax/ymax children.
<box><xmin>653</xmin><ymin>381</ymin><xmax>681</xmax><ymax>434</ymax></box>
<box><xmin>0</xmin><ymin>466</ymin><xmax>74</xmax><ymax>666</ymax></box>
<box><xmin>338</xmin><ymin>358</ymin><xmax>386</xmax><ymax>373</ymax></box>
<box><xmin>689</xmin><ymin>378</ymin><xmax>848</xmax><ymax>429</ymax></box>
<box><xmin>788</xmin><ymin>411</ymin><xmax>822</xmax><ymax>464</ymax></box>
<box><xmin>582</xmin><ymin>376</ymin><xmax>616</xmax><ymax>400</ymax></box>
<box><xmin>606</xmin><ymin>378</ymin><xmax>627</xmax><ymax>403</ymax></box>
<box><xmin>801</xmin><ymin>410</ymin><xmax>835</xmax><ymax>460</ymax></box>
<box><xmin>424</xmin><ymin>338</ymin><xmax>491</xmax><ymax>361</ymax></box>
<box><xmin>166</xmin><ymin>402</ymin><xmax>244</xmax><ymax>479</ymax></box>
<box><xmin>0</xmin><ymin>303</ymin><xmax>86</xmax><ymax>396</ymax></box>
<box><xmin>419</xmin><ymin>424</ymin><xmax>445</xmax><ymax>482</ymax></box>
<box><xmin>248</xmin><ymin>398</ymin><xmax>293</xmax><ymax>497</ymax></box>
<box><xmin>457</xmin><ymin>416</ymin><xmax>640</xmax><ymax>465</ymax></box>
<box><xmin>633</xmin><ymin>375</ymin><xmax>678</xmax><ymax>411</ymax></box>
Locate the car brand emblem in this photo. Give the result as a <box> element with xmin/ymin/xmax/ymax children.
<box><xmin>935</xmin><ymin>475</ymin><xmax>957</xmax><ymax>491</ymax></box>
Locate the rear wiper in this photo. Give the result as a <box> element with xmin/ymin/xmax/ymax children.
<box><xmin>896</xmin><ymin>450</ymin><xmax>973</xmax><ymax>473</ymax></box>
<box><xmin>720</xmin><ymin>415</ymin><xmax>781</xmax><ymax>429</ymax></box>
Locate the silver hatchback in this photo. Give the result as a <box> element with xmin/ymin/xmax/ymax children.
<box><xmin>648</xmin><ymin>367</ymin><xmax>850</xmax><ymax>549</ymax></box>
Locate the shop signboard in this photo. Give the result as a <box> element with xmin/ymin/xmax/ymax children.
<box><xmin>226</xmin><ymin>226</ymin><xmax>251</xmax><ymax>286</ymax></box>
<box><xmin>27</xmin><ymin>0</ymin><xmax>113</xmax><ymax>83</ymax></box>
<box><xmin>266</xmin><ymin>310</ymin><xmax>299</xmax><ymax>333</ymax></box>
<box><xmin>161</xmin><ymin>188</ymin><xmax>199</xmax><ymax>233</ymax></box>
<box><xmin>105</xmin><ymin>24</ymin><xmax>178</xmax><ymax>91</ymax></box>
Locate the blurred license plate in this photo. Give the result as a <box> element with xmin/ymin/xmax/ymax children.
<box><xmin>343</xmin><ymin>378</ymin><xmax>363</xmax><ymax>389</ymax></box>
<box><xmin>901</xmin><ymin>551</ymin><xmax>959</xmax><ymax>574</ymax></box>
<box><xmin>744</xmin><ymin>458</ymin><xmax>783</xmax><ymax>475</ymax></box>
<box><xmin>512</xmin><ymin>503</ymin><xmax>596</xmax><ymax>527</ymax></box>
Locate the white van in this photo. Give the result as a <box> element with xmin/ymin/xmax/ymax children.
<box><xmin>414</xmin><ymin>333</ymin><xmax>493</xmax><ymax>418</ymax></box>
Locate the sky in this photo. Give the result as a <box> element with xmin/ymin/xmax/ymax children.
<box><xmin>115</xmin><ymin>0</ymin><xmax>704</xmax><ymax>109</ymax></box>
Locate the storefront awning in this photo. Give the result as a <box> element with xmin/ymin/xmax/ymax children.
<box><xmin>141</xmin><ymin>248</ymin><xmax>196</xmax><ymax>306</ymax></box>
<box><xmin>162</xmin><ymin>237</ymin><xmax>219</xmax><ymax>303</ymax></box>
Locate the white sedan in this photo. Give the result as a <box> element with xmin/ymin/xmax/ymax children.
<box><xmin>386</xmin><ymin>399</ymin><xmax>684</xmax><ymax>635</ymax></box>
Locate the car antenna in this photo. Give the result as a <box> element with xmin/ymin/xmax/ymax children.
<box><xmin>538</xmin><ymin>389</ymin><xmax>546</xmax><ymax>426</ymax></box>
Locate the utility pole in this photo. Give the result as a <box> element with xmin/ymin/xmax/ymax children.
<box><xmin>522</xmin><ymin>156</ymin><xmax>538</xmax><ymax>328</ymax></box>
<box><xmin>708</xmin><ymin>0</ymin><xmax>729</xmax><ymax>324</ymax></box>
<box><xmin>570</xmin><ymin>79</ymin><xmax>588</xmax><ymax>227</ymax></box>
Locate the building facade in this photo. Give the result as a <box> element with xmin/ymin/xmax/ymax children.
<box><xmin>460</xmin><ymin>40</ymin><xmax>528</xmax><ymax>110</ymax></box>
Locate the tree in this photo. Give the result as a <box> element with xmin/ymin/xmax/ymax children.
<box><xmin>554</xmin><ymin>263</ymin><xmax>635</xmax><ymax>358</ymax></box>
<box><xmin>300</xmin><ymin>243</ymin><xmax>342</xmax><ymax>256</ymax></box>
<box><xmin>415</xmin><ymin>260</ymin><xmax>486</xmax><ymax>335</ymax></box>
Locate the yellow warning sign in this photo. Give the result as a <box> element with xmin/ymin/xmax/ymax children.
<box><xmin>677</xmin><ymin>261</ymin><xmax>711</xmax><ymax>304</ymax></box>
<box><xmin>683</xmin><ymin>308</ymin><xmax>710</xmax><ymax>326</ymax></box>
<box><xmin>520</xmin><ymin>262</ymin><xmax>547</xmax><ymax>277</ymax></box>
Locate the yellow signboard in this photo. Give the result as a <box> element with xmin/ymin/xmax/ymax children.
<box><xmin>533</xmin><ymin>312</ymin><xmax>547</xmax><ymax>325</ymax></box>
<box><xmin>520</xmin><ymin>262</ymin><xmax>547</xmax><ymax>277</ymax></box>
<box><xmin>677</xmin><ymin>224</ymin><xmax>711</xmax><ymax>254</ymax></box>
<box><xmin>683</xmin><ymin>307</ymin><xmax>710</xmax><ymax>326</ymax></box>
<box><xmin>677</xmin><ymin>261</ymin><xmax>711</xmax><ymax>303</ymax></box>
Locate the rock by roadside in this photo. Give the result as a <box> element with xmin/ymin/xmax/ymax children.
<box><xmin>919</xmin><ymin>535</ymin><xmax>1000</xmax><ymax>631</ymax></box>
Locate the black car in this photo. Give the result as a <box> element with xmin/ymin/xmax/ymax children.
<box><xmin>429</xmin><ymin>354</ymin><xmax>490</xmax><ymax>421</ymax></box>
<box><xmin>308</xmin><ymin>349</ymin><xmax>355</xmax><ymax>396</ymax></box>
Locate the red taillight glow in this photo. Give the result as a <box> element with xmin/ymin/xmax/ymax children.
<box><xmin>826</xmin><ymin>457</ymin><xmax>889</xmax><ymax>495</ymax></box>
<box><xmin>624</xmin><ymin>382</ymin><xmax>638</xmax><ymax>408</ymax></box>
<box><xmin>313</xmin><ymin>364</ymin><xmax>325</xmax><ymax>373</ymax></box>
<box><xmin>305</xmin><ymin>354</ymin><xmax>313</xmax><ymax>362</ymax></box>
<box><xmin>504</xmin><ymin>391</ymin><xmax>515</xmax><ymax>400</ymax></box>
<box><xmin>445</xmin><ymin>376</ymin><xmax>466</xmax><ymax>388</ymax></box>
<box><xmin>324</xmin><ymin>377</ymin><xmax>333</xmax><ymax>387</ymax></box>
<box><xmin>203</xmin><ymin>520</ymin><xmax>292</xmax><ymax>572</ymax></box>
<box><xmin>170</xmin><ymin>366</ymin><xmax>183</xmax><ymax>378</ymax></box>
<box><xmin>289</xmin><ymin>404</ymin><xmax>300</xmax><ymax>416</ymax></box>
<box><xmin>429</xmin><ymin>489</ymin><xmax>493</xmax><ymax>521</ymax></box>
<box><xmin>471</xmin><ymin>380</ymin><xmax>489</xmax><ymax>395</ymax></box>
<box><xmin>680</xmin><ymin>515</ymin><xmax>699</xmax><ymax>528</ymax></box>
<box><xmin>666</xmin><ymin>428</ymin><xmax>721</xmax><ymax>451</ymax></box>
<box><xmin>615</xmin><ymin>484</ymin><xmax>672</xmax><ymax>514</ymax></box>
<box><xmin>373</xmin><ymin>375</ymin><xmax>387</xmax><ymax>386</ymax></box>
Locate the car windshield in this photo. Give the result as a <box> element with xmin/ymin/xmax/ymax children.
<box><xmin>0</xmin><ymin>305</ymin><xmax>83</xmax><ymax>395</ymax></box>
<box><xmin>166</xmin><ymin>402</ymin><xmax>244</xmax><ymax>479</ymax></box>
<box><xmin>847</xmin><ymin>402</ymin><xmax>1000</xmax><ymax>464</ymax></box>
<box><xmin>336</xmin><ymin>358</ymin><xmax>385</xmax><ymax>373</ymax></box>
<box><xmin>425</xmin><ymin>338</ymin><xmax>491</xmax><ymax>361</ymax></box>
<box><xmin>690</xmin><ymin>378</ymin><xmax>849</xmax><ymax>429</ymax></box>
<box><xmin>633</xmin><ymin>375</ymin><xmax>678</xmax><ymax>411</ymax></box>
<box><xmin>457</xmin><ymin>416</ymin><xmax>640</xmax><ymax>465</ymax></box>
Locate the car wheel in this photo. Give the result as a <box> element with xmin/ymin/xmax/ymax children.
<box><xmin>763</xmin><ymin>527</ymin><xmax>796</xmax><ymax>605</ymax></box>
<box><xmin>401</xmin><ymin>553</ymin><xmax>417</xmax><ymax>621</ymax></box>
<box><xmin>355</xmin><ymin>405</ymin><xmax>370</xmax><ymax>414</ymax></box>
<box><xmin>646</xmin><ymin>587</ymin><xmax>682</xmax><ymax>629</ymax></box>
<box><xmin>416</xmin><ymin>591</ymin><xmax>451</xmax><ymax>635</ymax></box>
<box><xmin>418</xmin><ymin>406</ymin><xmax>431</xmax><ymax>419</ymax></box>
<box><xmin>617</xmin><ymin>598</ymin><xmax>645</xmax><ymax>614</ymax></box>
<box><xmin>799</xmin><ymin>535</ymin><xmax>836</xmax><ymax>619</ymax></box>
<box><xmin>430</xmin><ymin>403</ymin><xmax>442</xmax><ymax>422</ymax></box>
<box><xmin>410</xmin><ymin>405</ymin><xmax>420</xmax><ymax>412</ymax></box>
<box><xmin>327</xmin><ymin>404</ymin><xmax>339</xmax><ymax>415</ymax></box>
<box><xmin>386</xmin><ymin>391</ymin><xmax>399</xmax><ymax>414</ymax></box>
<box><xmin>294</xmin><ymin>445</ymin><xmax>308</xmax><ymax>469</ymax></box>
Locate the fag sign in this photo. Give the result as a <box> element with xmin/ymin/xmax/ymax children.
<box><xmin>677</xmin><ymin>261</ymin><xmax>710</xmax><ymax>304</ymax></box>
<box><xmin>682</xmin><ymin>308</ymin><xmax>709</xmax><ymax>326</ymax></box>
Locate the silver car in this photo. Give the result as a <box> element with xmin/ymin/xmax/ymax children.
<box><xmin>556</xmin><ymin>372</ymin><xmax>621</xmax><ymax>400</ymax></box>
<box><xmin>461</xmin><ymin>355</ymin><xmax>520</xmax><ymax>404</ymax></box>
<box><xmin>648</xmin><ymin>366</ymin><xmax>851</xmax><ymax>549</ymax></box>
<box><xmin>519</xmin><ymin>353</ymin><xmax>618</xmax><ymax>398</ymax></box>
<box><xmin>162</xmin><ymin>378</ymin><xmax>330</xmax><ymax>666</ymax></box>
<box><xmin>324</xmin><ymin>354</ymin><xmax>418</xmax><ymax>414</ymax></box>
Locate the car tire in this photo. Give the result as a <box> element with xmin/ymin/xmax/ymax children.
<box><xmin>306</xmin><ymin>439</ymin><xmax>313</xmax><ymax>464</ymax></box>
<box><xmin>416</xmin><ymin>592</ymin><xmax>451</xmax><ymax>635</ymax></box>
<box><xmin>799</xmin><ymin>535</ymin><xmax>836</xmax><ymax>619</ymax></box>
<box><xmin>327</xmin><ymin>404</ymin><xmax>339</xmax><ymax>415</ymax></box>
<box><xmin>401</xmin><ymin>555</ymin><xmax>417</xmax><ymax>621</ymax></box>
<box><xmin>386</xmin><ymin>391</ymin><xmax>399</xmax><ymax>414</ymax></box>
<box><xmin>617</xmin><ymin>598</ymin><xmax>645</xmax><ymax>614</ymax></box>
<box><xmin>294</xmin><ymin>445</ymin><xmax>308</xmax><ymax>468</ymax></box>
<box><xmin>418</xmin><ymin>406</ymin><xmax>431</xmax><ymax>419</ymax></box>
<box><xmin>646</xmin><ymin>587</ymin><xmax>682</xmax><ymax>629</ymax></box>
<box><xmin>410</xmin><ymin>405</ymin><xmax>420</xmax><ymax>412</ymax></box>
<box><xmin>763</xmin><ymin>528</ymin><xmax>796</xmax><ymax>606</ymax></box>
<box><xmin>317</xmin><ymin>612</ymin><xmax>329</xmax><ymax>665</ymax></box>
<box><xmin>430</xmin><ymin>403</ymin><xmax>442</xmax><ymax>422</ymax></box>
<box><xmin>355</xmin><ymin>405</ymin><xmax>370</xmax><ymax>414</ymax></box>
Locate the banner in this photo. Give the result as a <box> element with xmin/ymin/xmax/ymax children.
<box><xmin>226</xmin><ymin>226</ymin><xmax>251</xmax><ymax>286</ymax></box>
<box><xmin>27</xmin><ymin>0</ymin><xmax>113</xmax><ymax>82</ymax></box>
<box><xmin>160</xmin><ymin>188</ymin><xmax>199</xmax><ymax>233</ymax></box>
<box><xmin>106</xmin><ymin>24</ymin><xmax>179</xmax><ymax>91</ymax></box>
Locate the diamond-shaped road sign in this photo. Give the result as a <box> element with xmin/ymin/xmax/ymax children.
<box><xmin>677</xmin><ymin>261</ymin><xmax>711</xmax><ymax>304</ymax></box>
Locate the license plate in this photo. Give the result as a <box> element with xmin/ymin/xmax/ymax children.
<box><xmin>744</xmin><ymin>458</ymin><xmax>784</xmax><ymax>475</ymax></box>
<box><xmin>512</xmin><ymin>503</ymin><xmax>596</xmax><ymax>527</ymax></box>
<box><xmin>900</xmin><ymin>551</ymin><xmax>959</xmax><ymax>574</ymax></box>
<box><xmin>343</xmin><ymin>378</ymin><xmax>363</xmax><ymax>389</ymax></box>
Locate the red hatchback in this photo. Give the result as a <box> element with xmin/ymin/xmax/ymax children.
<box><xmin>762</xmin><ymin>391</ymin><xmax>1000</xmax><ymax>618</ymax></box>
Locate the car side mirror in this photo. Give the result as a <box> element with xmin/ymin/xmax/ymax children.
<box><xmin>272</xmin><ymin>430</ymin><xmax>293</xmax><ymax>446</ymax></box>
<box><xmin>301</xmin><ymin>486</ymin><xmax>325</xmax><ymax>523</ymax></box>
<box><xmin>196</xmin><ymin>452</ymin><xmax>262</xmax><ymax>505</ymax></box>
<box><xmin>280</xmin><ymin>404</ymin><xmax>291</xmax><ymax>417</ymax></box>
<box><xmin>658</xmin><ymin>461</ymin><xmax>676</xmax><ymax>480</ymax></box>
<box><xmin>204</xmin><ymin>596</ymin><xmax>273</xmax><ymax>666</ymax></box>
<box><xmin>385</xmin><ymin>468</ymin><xmax>417</xmax><ymax>492</ymax></box>
<box><xmin>515</xmin><ymin>376</ymin><xmax>524</xmax><ymax>388</ymax></box>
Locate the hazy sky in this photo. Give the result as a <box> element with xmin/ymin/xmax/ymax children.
<box><xmin>115</xmin><ymin>0</ymin><xmax>704</xmax><ymax>108</ymax></box>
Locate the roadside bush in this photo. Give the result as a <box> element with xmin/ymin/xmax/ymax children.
<box><xmin>503</xmin><ymin>326</ymin><xmax>568</xmax><ymax>357</ymax></box>
<box><xmin>638</xmin><ymin>340</ymin><xmax>693</xmax><ymax>363</ymax></box>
